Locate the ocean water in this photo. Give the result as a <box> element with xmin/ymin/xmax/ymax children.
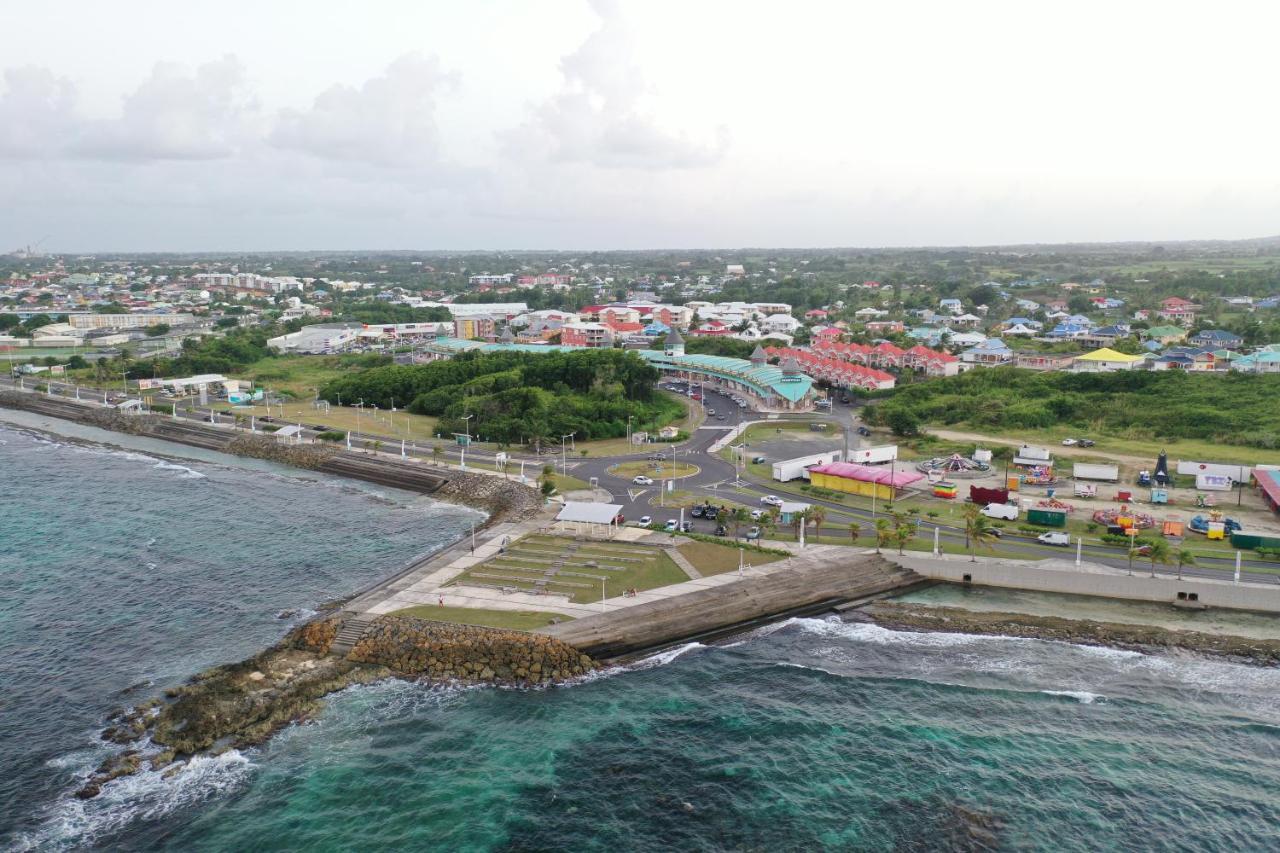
<box><xmin>4</xmin><ymin>421</ymin><xmax>1280</xmax><ymax>850</ymax></box>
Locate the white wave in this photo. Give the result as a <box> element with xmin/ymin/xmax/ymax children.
<box><xmin>19</xmin><ymin>750</ymin><xmax>253</xmax><ymax>851</ymax></box>
<box><xmin>153</xmin><ymin>460</ymin><xmax>206</xmax><ymax>479</ymax></box>
<box><xmin>626</xmin><ymin>642</ymin><xmax>706</xmax><ymax>671</ymax></box>
<box><xmin>1041</xmin><ymin>689</ymin><xmax>1104</xmax><ymax>704</ymax></box>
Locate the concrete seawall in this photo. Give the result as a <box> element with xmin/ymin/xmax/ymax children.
<box><xmin>887</xmin><ymin>553</ymin><xmax>1280</xmax><ymax>614</ymax></box>
<box><xmin>0</xmin><ymin>391</ymin><xmax>542</xmax><ymax>521</ymax></box>
<box><xmin>540</xmin><ymin>551</ymin><xmax>921</xmax><ymax>659</ymax></box>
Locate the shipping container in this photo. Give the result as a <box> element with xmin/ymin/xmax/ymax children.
<box><xmin>1027</xmin><ymin>508</ymin><xmax>1067</xmax><ymax>528</ymax></box>
<box><xmin>1229</xmin><ymin>532</ymin><xmax>1280</xmax><ymax>550</ymax></box>
<box><xmin>970</xmin><ymin>485</ymin><xmax>1010</xmax><ymax>505</ymax></box>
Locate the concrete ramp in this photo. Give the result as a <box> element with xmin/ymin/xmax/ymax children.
<box><xmin>539</xmin><ymin>551</ymin><xmax>920</xmax><ymax>659</ymax></box>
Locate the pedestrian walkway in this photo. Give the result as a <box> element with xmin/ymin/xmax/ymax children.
<box><xmin>665</xmin><ymin>547</ymin><xmax>703</xmax><ymax>579</ymax></box>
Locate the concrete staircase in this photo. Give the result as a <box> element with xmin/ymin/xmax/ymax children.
<box><xmin>330</xmin><ymin>614</ymin><xmax>375</xmax><ymax>656</ymax></box>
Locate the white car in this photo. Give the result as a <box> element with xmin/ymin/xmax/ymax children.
<box><xmin>664</xmin><ymin>519</ymin><xmax>679</xmax><ymax>532</ymax></box>
<box><xmin>1061</xmin><ymin>438</ymin><xmax>1078</xmax><ymax>446</ymax></box>
<box><xmin>760</xmin><ymin>495</ymin><xmax>784</xmax><ymax>507</ymax></box>
<box><xmin>632</xmin><ymin>475</ymin><xmax>654</xmax><ymax>485</ymax></box>
<box><xmin>750</xmin><ymin>509</ymin><xmax>765</xmax><ymax>521</ymax></box>
<box><xmin>1037</xmin><ymin>531</ymin><xmax>1071</xmax><ymax>546</ymax></box>
<box><xmin>638</xmin><ymin>515</ymin><xmax>652</xmax><ymax>526</ymax></box>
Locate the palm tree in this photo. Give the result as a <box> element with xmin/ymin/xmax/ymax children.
<box><xmin>1146</xmin><ymin>539</ymin><xmax>1172</xmax><ymax>578</ymax></box>
<box><xmin>729</xmin><ymin>506</ymin><xmax>752</xmax><ymax>539</ymax></box>
<box><xmin>1126</xmin><ymin>545</ymin><xmax>1139</xmax><ymax>576</ymax></box>
<box><xmin>1176</xmin><ymin>548</ymin><xmax>1196</xmax><ymax>581</ymax></box>
<box><xmin>809</xmin><ymin>505</ymin><xmax>828</xmax><ymax>541</ymax></box>
<box><xmin>848</xmin><ymin>521</ymin><xmax>862</xmax><ymax>544</ymax></box>
<box><xmin>792</xmin><ymin>509</ymin><xmax>809</xmax><ymax>540</ymax></box>
<box><xmin>894</xmin><ymin>521</ymin><xmax>916</xmax><ymax>555</ymax></box>
<box><xmin>962</xmin><ymin>503</ymin><xmax>999</xmax><ymax>562</ymax></box>
<box><xmin>874</xmin><ymin>518</ymin><xmax>892</xmax><ymax>553</ymax></box>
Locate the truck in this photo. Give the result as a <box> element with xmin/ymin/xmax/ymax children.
<box><xmin>771</xmin><ymin>450</ymin><xmax>843</xmax><ymax>482</ymax></box>
<box><xmin>1073</xmin><ymin>463</ymin><xmax>1119</xmax><ymax>482</ymax></box>
<box><xmin>848</xmin><ymin>444</ymin><xmax>898</xmax><ymax>465</ymax></box>
<box><xmin>981</xmin><ymin>503</ymin><xmax>1019</xmax><ymax>521</ymax></box>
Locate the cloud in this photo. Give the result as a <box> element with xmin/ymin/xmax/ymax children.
<box><xmin>75</xmin><ymin>56</ymin><xmax>256</xmax><ymax>160</ymax></box>
<box><xmin>0</xmin><ymin>66</ymin><xmax>78</xmax><ymax>158</ymax></box>
<box><xmin>270</xmin><ymin>53</ymin><xmax>456</xmax><ymax>168</ymax></box>
<box><xmin>509</xmin><ymin>0</ymin><xmax>728</xmax><ymax>170</ymax></box>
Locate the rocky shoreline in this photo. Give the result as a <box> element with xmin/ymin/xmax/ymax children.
<box><xmin>77</xmin><ymin>614</ymin><xmax>596</xmax><ymax>799</ymax></box>
<box><xmin>864</xmin><ymin>601</ymin><xmax>1280</xmax><ymax>666</ymax></box>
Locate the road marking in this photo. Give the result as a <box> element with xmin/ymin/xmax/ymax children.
<box><xmin>628</xmin><ymin>489</ymin><xmax>649</xmax><ymax>501</ymax></box>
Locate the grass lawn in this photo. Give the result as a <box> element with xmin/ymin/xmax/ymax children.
<box><xmin>216</xmin><ymin>399</ymin><xmax>441</xmax><ymax>442</ymax></box>
<box><xmin>676</xmin><ymin>540</ymin><xmax>786</xmax><ymax>575</ymax></box>
<box><xmin>388</xmin><ymin>604</ymin><xmax>571</xmax><ymax>631</ymax></box>
<box><xmin>550</xmin><ymin>472</ymin><xmax>592</xmax><ymax>493</ymax></box>
<box><xmin>607</xmin><ymin>460</ymin><xmax>700</xmax><ymax>480</ymax></box>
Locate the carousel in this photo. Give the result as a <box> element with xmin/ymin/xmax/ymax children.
<box><xmin>1092</xmin><ymin>505</ymin><xmax>1156</xmax><ymax>530</ymax></box>
<box><xmin>915</xmin><ymin>453</ymin><xmax>990</xmax><ymax>478</ymax></box>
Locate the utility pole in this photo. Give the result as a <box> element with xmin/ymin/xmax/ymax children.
<box><xmin>561</xmin><ymin>432</ymin><xmax>575</xmax><ymax>475</ymax></box>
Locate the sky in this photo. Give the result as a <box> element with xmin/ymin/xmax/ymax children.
<box><xmin>2</xmin><ymin>0</ymin><xmax>1279</xmax><ymax>252</ymax></box>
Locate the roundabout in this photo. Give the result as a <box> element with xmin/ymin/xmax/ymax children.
<box><xmin>607</xmin><ymin>459</ymin><xmax>701</xmax><ymax>481</ymax></box>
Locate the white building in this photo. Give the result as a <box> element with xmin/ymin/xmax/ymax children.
<box><xmin>267</xmin><ymin>325</ymin><xmax>360</xmax><ymax>354</ymax></box>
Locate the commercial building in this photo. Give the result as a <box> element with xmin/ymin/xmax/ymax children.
<box><xmin>69</xmin><ymin>313</ymin><xmax>194</xmax><ymax>330</ymax></box>
<box><xmin>267</xmin><ymin>324</ymin><xmax>360</xmax><ymax>354</ymax></box>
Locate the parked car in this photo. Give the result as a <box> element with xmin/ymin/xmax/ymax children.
<box><xmin>681</xmin><ymin>521</ymin><xmax>694</xmax><ymax>533</ymax></box>
<box><xmin>745</xmin><ymin>526</ymin><xmax>762</xmax><ymax>540</ymax></box>
<box><xmin>750</xmin><ymin>509</ymin><xmax>765</xmax><ymax>521</ymax></box>
<box><xmin>632</xmin><ymin>475</ymin><xmax>654</xmax><ymax>485</ymax></box>
<box><xmin>1078</xmin><ymin>439</ymin><xmax>1096</xmax><ymax>447</ymax></box>
<box><xmin>664</xmin><ymin>519</ymin><xmax>679</xmax><ymax>532</ymax></box>
<box><xmin>1037</xmin><ymin>531</ymin><xmax>1071</xmax><ymax>546</ymax></box>
<box><xmin>703</xmin><ymin>506</ymin><xmax>719</xmax><ymax>520</ymax></box>
<box><xmin>714</xmin><ymin>524</ymin><xmax>728</xmax><ymax>536</ymax></box>
<box><xmin>639</xmin><ymin>515</ymin><xmax>652</xmax><ymax>526</ymax></box>
<box><xmin>691</xmin><ymin>504</ymin><xmax>704</xmax><ymax>518</ymax></box>
<box><xmin>707</xmin><ymin>408</ymin><xmax>715</xmax><ymax>416</ymax></box>
<box><xmin>857</xmin><ymin>426</ymin><xmax>872</xmax><ymax>437</ymax></box>
<box><xmin>760</xmin><ymin>495</ymin><xmax>784</xmax><ymax>507</ymax></box>
<box><xmin>751</xmin><ymin>456</ymin><xmax>767</xmax><ymax>464</ymax></box>
<box><xmin>1061</xmin><ymin>438</ymin><xmax>1078</xmax><ymax>446</ymax></box>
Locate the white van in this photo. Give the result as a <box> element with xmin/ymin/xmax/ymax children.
<box><xmin>1037</xmin><ymin>531</ymin><xmax>1071</xmax><ymax>546</ymax></box>
<box><xmin>981</xmin><ymin>503</ymin><xmax>1019</xmax><ymax>521</ymax></box>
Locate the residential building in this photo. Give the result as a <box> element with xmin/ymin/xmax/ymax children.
<box><xmin>560</xmin><ymin>321</ymin><xmax>613</xmax><ymax>348</ymax></box>
<box><xmin>1143</xmin><ymin>325</ymin><xmax>1187</xmax><ymax>345</ymax></box>
<box><xmin>1072</xmin><ymin>347</ymin><xmax>1145</xmax><ymax>372</ymax></box>
<box><xmin>1189</xmin><ymin>329</ymin><xmax>1243</xmax><ymax>349</ymax></box>
<box><xmin>960</xmin><ymin>338</ymin><xmax>1013</xmax><ymax>366</ymax></box>
<box><xmin>454</xmin><ymin>315</ymin><xmax>497</xmax><ymax>340</ymax></box>
<box><xmin>1014</xmin><ymin>352</ymin><xmax>1077</xmax><ymax>371</ymax></box>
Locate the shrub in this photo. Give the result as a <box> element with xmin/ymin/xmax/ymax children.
<box><xmin>316</xmin><ymin>430</ymin><xmax>346</xmax><ymax>442</ymax></box>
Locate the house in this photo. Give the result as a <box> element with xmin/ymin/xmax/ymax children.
<box><xmin>560</xmin><ymin>321</ymin><xmax>613</xmax><ymax>347</ymax></box>
<box><xmin>1143</xmin><ymin>324</ymin><xmax>1187</xmax><ymax>345</ymax></box>
<box><xmin>864</xmin><ymin>320</ymin><xmax>905</xmax><ymax>334</ymax></box>
<box><xmin>1189</xmin><ymin>329</ymin><xmax>1243</xmax><ymax>349</ymax></box>
<box><xmin>804</xmin><ymin>308</ymin><xmax>830</xmax><ymax>321</ymax></box>
<box><xmin>938</xmin><ymin>298</ymin><xmax>963</xmax><ymax>315</ymax></box>
<box><xmin>1157</xmin><ymin>297</ymin><xmax>1199</xmax><ymax>325</ymax></box>
<box><xmin>1132</xmin><ymin>309</ymin><xmax>1151</xmax><ymax>321</ymax></box>
<box><xmin>1079</xmin><ymin>324</ymin><xmax>1131</xmax><ymax>347</ymax></box>
<box><xmin>1001</xmin><ymin>323</ymin><xmax>1039</xmax><ymax>337</ymax></box>
<box><xmin>960</xmin><ymin>338</ymin><xmax>1013</xmax><ymax>366</ymax></box>
<box><xmin>907</xmin><ymin>326</ymin><xmax>945</xmax><ymax>346</ymax></box>
<box><xmin>1232</xmin><ymin>350</ymin><xmax>1280</xmax><ymax>374</ymax></box>
<box><xmin>946</xmin><ymin>331</ymin><xmax>988</xmax><ymax>348</ymax></box>
<box><xmin>1072</xmin><ymin>347</ymin><xmax>1145</xmax><ymax>372</ymax></box>
<box><xmin>690</xmin><ymin>320</ymin><xmax>735</xmax><ymax>337</ymax></box>
<box><xmin>944</xmin><ymin>313</ymin><xmax>983</xmax><ymax>329</ymax></box>
<box><xmin>1046</xmin><ymin>299</ymin><xmax>1069</xmax><ymax>312</ymax></box>
<box><xmin>1014</xmin><ymin>299</ymin><xmax>1040</xmax><ymax>312</ymax></box>
<box><xmin>760</xmin><ymin>314</ymin><xmax>802</xmax><ymax>334</ymax></box>
<box><xmin>1048</xmin><ymin>322</ymin><xmax>1091</xmax><ymax>339</ymax></box>
<box><xmin>1014</xmin><ymin>352</ymin><xmax>1077</xmax><ymax>371</ymax></box>
<box><xmin>854</xmin><ymin>307</ymin><xmax>887</xmax><ymax>320</ymax></box>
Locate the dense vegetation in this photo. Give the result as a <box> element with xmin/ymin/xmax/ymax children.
<box><xmin>865</xmin><ymin>367</ymin><xmax>1280</xmax><ymax>449</ymax></box>
<box><xmin>318</xmin><ymin>349</ymin><xmax>682</xmax><ymax>444</ymax></box>
<box><xmin>125</xmin><ymin>327</ymin><xmax>277</xmax><ymax>378</ymax></box>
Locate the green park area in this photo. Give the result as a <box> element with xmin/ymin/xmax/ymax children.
<box><xmin>674</xmin><ymin>540</ymin><xmax>786</xmax><ymax>575</ymax></box>
<box><xmin>387</xmin><ymin>604</ymin><xmax>572</xmax><ymax>631</ymax></box>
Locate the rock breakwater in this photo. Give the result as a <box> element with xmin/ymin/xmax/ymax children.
<box><xmin>349</xmin><ymin>615</ymin><xmax>597</xmax><ymax>685</ymax></box>
<box><xmin>76</xmin><ymin>614</ymin><xmax>596</xmax><ymax>799</ymax></box>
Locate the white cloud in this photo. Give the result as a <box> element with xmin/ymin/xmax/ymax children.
<box><xmin>508</xmin><ymin>0</ymin><xmax>728</xmax><ymax>170</ymax></box>
<box><xmin>75</xmin><ymin>56</ymin><xmax>256</xmax><ymax>161</ymax></box>
<box><xmin>270</xmin><ymin>53</ymin><xmax>456</xmax><ymax>168</ymax></box>
<box><xmin>0</xmin><ymin>66</ymin><xmax>78</xmax><ymax>158</ymax></box>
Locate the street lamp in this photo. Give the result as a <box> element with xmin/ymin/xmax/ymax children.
<box><xmin>561</xmin><ymin>432</ymin><xmax>576</xmax><ymax>475</ymax></box>
<box><xmin>457</xmin><ymin>413</ymin><xmax>474</xmax><ymax>470</ymax></box>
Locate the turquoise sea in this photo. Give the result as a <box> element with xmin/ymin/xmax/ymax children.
<box><xmin>3</xmin><ymin>417</ymin><xmax>1280</xmax><ymax>851</ymax></box>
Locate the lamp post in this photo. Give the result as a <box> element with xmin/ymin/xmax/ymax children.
<box><xmin>561</xmin><ymin>432</ymin><xmax>575</xmax><ymax>476</ymax></box>
<box><xmin>626</xmin><ymin>414</ymin><xmax>633</xmax><ymax>448</ymax></box>
<box><xmin>457</xmin><ymin>413</ymin><xmax>474</xmax><ymax>471</ymax></box>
